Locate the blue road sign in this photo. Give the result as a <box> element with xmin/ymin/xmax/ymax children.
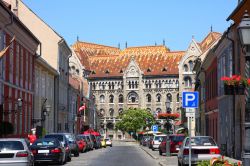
<box><xmin>182</xmin><ymin>92</ymin><xmax>199</xmax><ymax>108</ymax></box>
<box><xmin>152</xmin><ymin>125</ymin><xmax>158</xmax><ymax>133</ymax></box>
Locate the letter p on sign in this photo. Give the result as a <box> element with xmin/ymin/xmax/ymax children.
<box><xmin>182</xmin><ymin>92</ymin><xmax>199</xmax><ymax>108</ymax></box>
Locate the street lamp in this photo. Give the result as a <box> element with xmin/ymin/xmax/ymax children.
<box><xmin>238</xmin><ymin>10</ymin><xmax>250</xmax><ymax>166</ymax></box>
<box><xmin>165</xmin><ymin>100</ymin><xmax>171</xmax><ymax>157</ymax></box>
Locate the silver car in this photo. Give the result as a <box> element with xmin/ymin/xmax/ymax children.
<box><xmin>177</xmin><ymin>136</ymin><xmax>221</xmax><ymax>166</ymax></box>
<box><xmin>151</xmin><ymin>134</ymin><xmax>166</xmax><ymax>151</ymax></box>
<box><xmin>0</xmin><ymin>138</ymin><xmax>34</xmax><ymax>166</ymax></box>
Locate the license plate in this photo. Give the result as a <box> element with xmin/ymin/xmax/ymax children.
<box><xmin>38</xmin><ymin>150</ymin><xmax>49</xmax><ymax>153</ymax></box>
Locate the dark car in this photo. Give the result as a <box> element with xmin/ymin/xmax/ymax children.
<box><xmin>159</xmin><ymin>134</ymin><xmax>185</xmax><ymax>155</ymax></box>
<box><xmin>83</xmin><ymin>134</ymin><xmax>98</xmax><ymax>149</ymax></box>
<box><xmin>30</xmin><ymin>138</ymin><xmax>66</xmax><ymax>165</ymax></box>
<box><xmin>44</xmin><ymin>133</ymin><xmax>71</xmax><ymax>161</ymax></box>
<box><xmin>63</xmin><ymin>133</ymin><xmax>79</xmax><ymax>157</ymax></box>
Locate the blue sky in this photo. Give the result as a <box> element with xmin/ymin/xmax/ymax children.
<box><xmin>22</xmin><ymin>0</ymin><xmax>237</xmax><ymax>51</ymax></box>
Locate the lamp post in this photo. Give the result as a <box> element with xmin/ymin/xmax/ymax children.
<box><xmin>41</xmin><ymin>99</ymin><xmax>51</xmax><ymax>131</ymax></box>
<box><xmin>165</xmin><ymin>101</ymin><xmax>171</xmax><ymax>157</ymax></box>
<box><xmin>238</xmin><ymin>10</ymin><xmax>250</xmax><ymax>166</ymax></box>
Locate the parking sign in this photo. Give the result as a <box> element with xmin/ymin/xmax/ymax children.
<box><xmin>152</xmin><ymin>125</ymin><xmax>158</xmax><ymax>133</ymax></box>
<box><xmin>182</xmin><ymin>92</ymin><xmax>199</xmax><ymax>108</ymax></box>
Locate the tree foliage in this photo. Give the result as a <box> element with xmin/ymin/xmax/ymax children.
<box><xmin>115</xmin><ymin>108</ymin><xmax>155</xmax><ymax>133</ymax></box>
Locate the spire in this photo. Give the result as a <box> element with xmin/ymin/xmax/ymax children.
<box><xmin>155</xmin><ymin>41</ymin><xmax>157</xmax><ymax>46</ymax></box>
<box><xmin>125</xmin><ymin>41</ymin><xmax>127</xmax><ymax>48</ymax></box>
<box><xmin>118</xmin><ymin>43</ymin><xmax>120</xmax><ymax>49</ymax></box>
<box><xmin>77</xmin><ymin>35</ymin><xmax>79</xmax><ymax>41</ymax></box>
<box><xmin>210</xmin><ymin>25</ymin><xmax>213</xmax><ymax>32</ymax></box>
<box><xmin>163</xmin><ymin>39</ymin><xmax>165</xmax><ymax>46</ymax></box>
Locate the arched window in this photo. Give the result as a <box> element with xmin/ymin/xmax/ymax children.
<box><xmin>118</xmin><ymin>94</ymin><xmax>123</xmax><ymax>103</ymax></box>
<box><xmin>189</xmin><ymin>60</ymin><xmax>194</xmax><ymax>71</ymax></box>
<box><xmin>177</xmin><ymin>93</ymin><xmax>179</xmax><ymax>102</ymax></box>
<box><xmin>146</xmin><ymin>94</ymin><xmax>151</xmax><ymax>102</ymax></box>
<box><xmin>76</xmin><ymin>69</ymin><xmax>79</xmax><ymax>75</ymax></box>
<box><xmin>183</xmin><ymin>64</ymin><xmax>188</xmax><ymax>72</ymax></box>
<box><xmin>156</xmin><ymin>108</ymin><xmax>162</xmax><ymax>113</ymax></box>
<box><xmin>107</xmin><ymin>122</ymin><xmax>114</xmax><ymax>130</ymax></box>
<box><xmin>146</xmin><ymin>108</ymin><xmax>151</xmax><ymax>112</ymax></box>
<box><xmin>184</xmin><ymin>77</ymin><xmax>192</xmax><ymax>88</ymax></box>
<box><xmin>109</xmin><ymin>108</ymin><xmax>114</xmax><ymax>117</ymax></box>
<box><xmin>127</xmin><ymin>92</ymin><xmax>139</xmax><ymax>103</ymax></box>
<box><xmin>118</xmin><ymin>108</ymin><xmax>123</xmax><ymax>115</ymax></box>
<box><xmin>100</xmin><ymin>109</ymin><xmax>105</xmax><ymax>117</ymax></box>
<box><xmin>167</xmin><ymin>93</ymin><xmax>172</xmax><ymax>102</ymax></box>
<box><xmin>109</xmin><ymin>95</ymin><xmax>114</xmax><ymax>103</ymax></box>
<box><xmin>100</xmin><ymin>95</ymin><xmax>105</xmax><ymax>103</ymax></box>
<box><xmin>156</xmin><ymin>94</ymin><xmax>161</xmax><ymax>102</ymax></box>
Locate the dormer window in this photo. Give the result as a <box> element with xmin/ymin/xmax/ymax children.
<box><xmin>120</xmin><ymin>69</ymin><xmax>123</xmax><ymax>73</ymax></box>
<box><xmin>147</xmin><ymin>68</ymin><xmax>151</xmax><ymax>72</ymax></box>
<box><xmin>76</xmin><ymin>69</ymin><xmax>79</xmax><ymax>75</ymax></box>
<box><xmin>105</xmin><ymin>70</ymin><xmax>109</xmax><ymax>74</ymax></box>
<box><xmin>162</xmin><ymin>67</ymin><xmax>167</xmax><ymax>72</ymax></box>
<box><xmin>92</xmin><ymin>71</ymin><xmax>96</xmax><ymax>74</ymax></box>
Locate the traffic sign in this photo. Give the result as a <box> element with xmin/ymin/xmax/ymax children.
<box><xmin>152</xmin><ymin>125</ymin><xmax>158</xmax><ymax>133</ymax></box>
<box><xmin>186</xmin><ymin>112</ymin><xmax>195</xmax><ymax>117</ymax></box>
<box><xmin>186</xmin><ymin>108</ymin><xmax>195</xmax><ymax>113</ymax></box>
<box><xmin>182</xmin><ymin>92</ymin><xmax>199</xmax><ymax>108</ymax></box>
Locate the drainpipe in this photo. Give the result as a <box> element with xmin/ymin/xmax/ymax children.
<box><xmin>225</xmin><ymin>27</ymin><xmax>236</xmax><ymax>158</ymax></box>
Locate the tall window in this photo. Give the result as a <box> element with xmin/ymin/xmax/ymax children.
<box><xmin>118</xmin><ymin>108</ymin><xmax>123</xmax><ymax>115</ymax></box>
<box><xmin>100</xmin><ymin>109</ymin><xmax>105</xmax><ymax>117</ymax></box>
<box><xmin>167</xmin><ymin>93</ymin><xmax>172</xmax><ymax>102</ymax></box>
<box><xmin>127</xmin><ymin>92</ymin><xmax>138</xmax><ymax>103</ymax></box>
<box><xmin>184</xmin><ymin>76</ymin><xmax>192</xmax><ymax>88</ymax></box>
<box><xmin>176</xmin><ymin>93</ymin><xmax>179</xmax><ymax>102</ymax></box>
<box><xmin>118</xmin><ymin>94</ymin><xmax>123</xmax><ymax>103</ymax></box>
<box><xmin>183</xmin><ymin>64</ymin><xmax>188</xmax><ymax>72</ymax></box>
<box><xmin>189</xmin><ymin>60</ymin><xmax>194</xmax><ymax>71</ymax></box>
<box><xmin>109</xmin><ymin>108</ymin><xmax>114</xmax><ymax>117</ymax></box>
<box><xmin>109</xmin><ymin>95</ymin><xmax>114</xmax><ymax>103</ymax></box>
<box><xmin>146</xmin><ymin>94</ymin><xmax>151</xmax><ymax>102</ymax></box>
<box><xmin>156</xmin><ymin>94</ymin><xmax>161</xmax><ymax>102</ymax></box>
<box><xmin>100</xmin><ymin>95</ymin><xmax>105</xmax><ymax>103</ymax></box>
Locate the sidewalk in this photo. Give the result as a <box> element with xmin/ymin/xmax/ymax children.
<box><xmin>140</xmin><ymin>145</ymin><xmax>242</xmax><ymax>166</ymax></box>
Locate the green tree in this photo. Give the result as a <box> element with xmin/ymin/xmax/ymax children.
<box><xmin>115</xmin><ymin>108</ymin><xmax>155</xmax><ymax>134</ymax></box>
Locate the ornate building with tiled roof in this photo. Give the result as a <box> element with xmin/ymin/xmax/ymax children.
<box><xmin>72</xmin><ymin>41</ymin><xmax>184</xmax><ymax>139</ymax></box>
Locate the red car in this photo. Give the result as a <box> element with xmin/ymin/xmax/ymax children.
<box><xmin>76</xmin><ymin>135</ymin><xmax>87</xmax><ymax>153</ymax></box>
<box><xmin>159</xmin><ymin>134</ymin><xmax>185</xmax><ymax>155</ymax></box>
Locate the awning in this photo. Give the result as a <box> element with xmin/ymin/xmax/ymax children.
<box><xmin>82</xmin><ymin>129</ymin><xmax>101</xmax><ymax>136</ymax></box>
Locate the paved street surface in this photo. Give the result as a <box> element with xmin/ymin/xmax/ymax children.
<box><xmin>37</xmin><ymin>141</ymin><xmax>159</xmax><ymax>166</ymax></box>
<box><xmin>67</xmin><ymin>141</ymin><xmax>158</xmax><ymax>166</ymax></box>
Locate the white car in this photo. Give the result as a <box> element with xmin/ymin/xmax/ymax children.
<box><xmin>0</xmin><ymin>138</ymin><xmax>34</xmax><ymax>166</ymax></box>
<box><xmin>151</xmin><ymin>134</ymin><xmax>166</xmax><ymax>151</ymax></box>
<box><xmin>177</xmin><ymin>136</ymin><xmax>221</xmax><ymax>166</ymax></box>
<box><xmin>105</xmin><ymin>138</ymin><xmax>112</xmax><ymax>147</ymax></box>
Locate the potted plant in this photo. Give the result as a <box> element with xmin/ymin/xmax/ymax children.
<box><xmin>221</xmin><ymin>75</ymin><xmax>250</xmax><ymax>95</ymax></box>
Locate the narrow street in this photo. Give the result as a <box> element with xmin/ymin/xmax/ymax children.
<box><xmin>63</xmin><ymin>141</ymin><xmax>158</xmax><ymax>166</ymax></box>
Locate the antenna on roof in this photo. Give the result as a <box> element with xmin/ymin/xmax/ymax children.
<box><xmin>163</xmin><ymin>39</ymin><xmax>165</xmax><ymax>46</ymax></box>
<box><xmin>125</xmin><ymin>41</ymin><xmax>127</xmax><ymax>48</ymax></box>
<box><xmin>118</xmin><ymin>43</ymin><xmax>120</xmax><ymax>49</ymax></box>
<box><xmin>210</xmin><ymin>25</ymin><xmax>213</xmax><ymax>32</ymax></box>
<box><xmin>77</xmin><ymin>35</ymin><xmax>79</xmax><ymax>41</ymax></box>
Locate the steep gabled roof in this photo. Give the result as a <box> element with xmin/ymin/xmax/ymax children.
<box><xmin>198</xmin><ymin>32</ymin><xmax>222</xmax><ymax>53</ymax></box>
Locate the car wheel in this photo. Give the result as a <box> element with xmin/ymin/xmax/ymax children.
<box><xmin>110</xmin><ymin>145</ymin><xmax>112</xmax><ymax>147</ymax></box>
<box><xmin>67</xmin><ymin>153</ymin><xmax>71</xmax><ymax>162</ymax></box>
<box><xmin>74</xmin><ymin>151</ymin><xmax>79</xmax><ymax>157</ymax></box>
<box><xmin>178</xmin><ymin>160</ymin><xmax>181</xmax><ymax>166</ymax></box>
<box><xmin>152</xmin><ymin>148</ymin><xmax>155</xmax><ymax>151</ymax></box>
<box><xmin>159</xmin><ymin>150</ymin><xmax>162</xmax><ymax>156</ymax></box>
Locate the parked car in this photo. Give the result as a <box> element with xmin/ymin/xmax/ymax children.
<box><xmin>75</xmin><ymin>135</ymin><xmax>86</xmax><ymax>153</ymax></box>
<box><xmin>44</xmin><ymin>133</ymin><xmax>71</xmax><ymax>161</ymax></box>
<box><xmin>30</xmin><ymin>138</ymin><xmax>66</xmax><ymax>165</ymax></box>
<box><xmin>151</xmin><ymin>134</ymin><xmax>166</xmax><ymax>151</ymax></box>
<box><xmin>147</xmin><ymin>136</ymin><xmax>154</xmax><ymax>149</ymax></box>
<box><xmin>0</xmin><ymin>138</ymin><xmax>34</xmax><ymax>166</ymax></box>
<box><xmin>177</xmin><ymin>136</ymin><xmax>221</xmax><ymax>166</ymax></box>
<box><xmin>83</xmin><ymin>134</ymin><xmax>98</xmax><ymax>149</ymax></box>
<box><xmin>95</xmin><ymin>136</ymin><xmax>102</xmax><ymax>149</ymax></box>
<box><xmin>100</xmin><ymin>137</ymin><xmax>106</xmax><ymax>148</ymax></box>
<box><xmin>77</xmin><ymin>135</ymin><xmax>92</xmax><ymax>151</ymax></box>
<box><xmin>159</xmin><ymin>134</ymin><xmax>185</xmax><ymax>155</ymax></box>
<box><xmin>105</xmin><ymin>138</ymin><xmax>112</xmax><ymax>147</ymax></box>
<box><xmin>140</xmin><ymin>136</ymin><xmax>149</xmax><ymax>146</ymax></box>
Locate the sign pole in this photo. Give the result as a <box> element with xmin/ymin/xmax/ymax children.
<box><xmin>189</xmin><ymin>116</ymin><xmax>191</xmax><ymax>166</ymax></box>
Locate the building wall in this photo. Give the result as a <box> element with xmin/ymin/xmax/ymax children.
<box><xmin>0</xmin><ymin>20</ymin><xmax>38</xmax><ymax>137</ymax></box>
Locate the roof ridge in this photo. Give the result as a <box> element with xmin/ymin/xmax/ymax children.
<box><xmin>75</xmin><ymin>41</ymin><xmax>120</xmax><ymax>49</ymax></box>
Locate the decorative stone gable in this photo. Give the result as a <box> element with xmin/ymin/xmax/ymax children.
<box><xmin>124</xmin><ymin>57</ymin><xmax>143</xmax><ymax>78</ymax></box>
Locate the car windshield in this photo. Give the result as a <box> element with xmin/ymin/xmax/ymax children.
<box><xmin>45</xmin><ymin>135</ymin><xmax>63</xmax><ymax>142</ymax></box>
<box><xmin>105</xmin><ymin>138</ymin><xmax>110</xmax><ymax>141</ymax></box>
<box><xmin>154</xmin><ymin>136</ymin><xmax>164</xmax><ymax>141</ymax></box>
<box><xmin>170</xmin><ymin>135</ymin><xmax>185</xmax><ymax>142</ymax></box>
<box><xmin>0</xmin><ymin>141</ymin><xmax>24</xmax><ymax>150</ymax></box>
<box><xmin>33</xmin><ymin>139</ymin><xmax>58</xmax><ymax>146</ymax></box>
<box><xmin>185</xmin><ymin>137</ymin><xmax>216</xmax><ymax>146</ymax></box>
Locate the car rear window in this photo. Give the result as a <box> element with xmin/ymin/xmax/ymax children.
<box><xmin>185</xmin><ymin>137</ymin><xmax>216</xmax><ymax>146</ymax></box>
<box><xmin>33</xmin><ymin>139</ymin><xmax>59</xmax><ymax>146</ymax></box>
<box><xmin>0</xmin><ymin>141</ymin><xmax>24</xmax><ymax>150</ymax></box>
<box><xmin>45</xmin><ymin>135</ymin><xmax>63</xmax><ymax>142</ymax></box>
<box><xmin>171</xmin><ymin>136</ymin><xmax>185</xmax><ymax>142</ymax></box>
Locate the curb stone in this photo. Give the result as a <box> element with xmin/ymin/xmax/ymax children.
<box><xmin>140</xmin><ymin>146</ymin><xmax>159</xmax><ymax>160</ymax></box>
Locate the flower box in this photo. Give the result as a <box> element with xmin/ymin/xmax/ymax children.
<box><xmin>224</xmin><ymin>84</ymin><xmax>234</xmax><ymax>95</ymax></box>
<box><xmin>235</xmin><ymin>84</ymin><xmax>245</xmax><ymax>95</ymax></box>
